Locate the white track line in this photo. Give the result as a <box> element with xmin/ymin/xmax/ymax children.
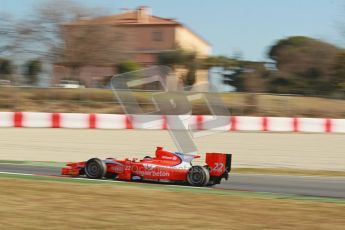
<box><xmin>0</xmin><ymin>171</ymin><xmax>34</xmax><ymax>176</ymax></box>
<box><xmin>0</xmin><ymin>171</ymin><xmax>211</xmax><ymax>190</ymax></box>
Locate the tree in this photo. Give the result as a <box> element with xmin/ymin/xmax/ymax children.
<box><xmin>158</xmin><ymin>48</ymin><xmax>190</xmax><ymax>67</ymax></box>
<box><xmin>0</xmin><ymin>58</ymin><xmax>13</xmax><ymax>80</ymax></box>
<box><xmin>266</xmin><ymin>71</ymin><xmax>296</xmax><ymax>94</ymax></box>
<box><xmin>241</xmin><ymin>63</ymin><xmax>268</xmax><ymax>93</ymax></box>
<box><xmin>201</xmin><ymin>55</ymin><xmax>248</xmax><ymax>91</ymax></box>
<box><xmin>268</xmin><ymin>36</ymin><xmax>342</xmax><ymax>95</ymax></box>
<box><xmin>0</xmin><ymin>15</ymin><xmax>18</xmax><ymax>56</ymax></box>
<box><xmin>24</xmin><ymin>60</ymin><xmax>42</xmax><ymax>85</ymax></box>
<box><xmin>331</xmin><ymin>51</ymin><xmax>345</xmax><ymax>96</ymax></box>
<box><xmin>0</xmin><ymin>0</ymin><xmax>108</xmax><ymax>62</ymax></box>
<box><xmin>209</xmin><ymin>57</ymin><xmax>268</xmax><ymax>93</ymax></box>
<box><xmin>117</xmin><ymin>61</ymin><xmax>141</xmax><ymax>74</ymax></box>
<box><xmin>182</xmin><ymin>63</ymin><xmax>197</xmax><ymax>89</ymax></box>
<box><xmin>222</xmin><ymin>67</ymin><xmax>244</xmax><ymax>91</ymax></box>
<box><xmin>158</xmin><ymin>48</ymin><xmax>199</xmax><ymax>89</ymax></box>
<box><xmin>201</xmin><ymin>55</ymin><xmax>237</xmax><ymax>69</ymax></box>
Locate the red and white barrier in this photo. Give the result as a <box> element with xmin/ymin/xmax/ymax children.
<box><xmin>0</xmin><ymin>112</ymin><xmax>344</xmax><ymax>133</ymax></box>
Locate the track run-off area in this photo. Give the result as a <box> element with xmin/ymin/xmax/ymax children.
<box><xmin>0</xmin><ymin>128</ymin><xmax>344</xmax><ymax>170</ymax></box>
<box><xmin>0</xmin><ymin>128</ymin><xmax>344</xmax><ymax>199</ymax></box>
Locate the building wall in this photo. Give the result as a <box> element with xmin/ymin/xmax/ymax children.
<box><xmin>122</xmin><ymin>25</ymin><xmax>176</xmax><ymax>65</ymax></box>
<box><xmin>57</xmin><ymin>18</ymin><xmax>211</xmax><ymax>88</ymax></box>
<box><xmin>62</xmin><ymin>24</ymin><xmax>177</xmax><ymax>66</ymax></box>
<box><xmin>128</xmin><ymin>25</ymin><xmax>176</xmax><ymax>51</ymax></box>
<box><xmin>175</xmin><ymin>26</ymin><xmax>211</xmax><ymax>57</ymax></box>
<box><xmin>62</xmin><ymin>25</ymin><xmax>134</xmax><ymax>66</ymax></box>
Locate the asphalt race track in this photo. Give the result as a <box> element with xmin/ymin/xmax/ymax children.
<box><xmin>1</xmin><ymin>163</ymin><xmax>344</xmax><ymax>198</ymax></box>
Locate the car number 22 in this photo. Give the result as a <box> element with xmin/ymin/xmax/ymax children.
<box><xmin>212</xmin><ymin>163</ymin><xmax>224</xmax><ymax>173</ymax></box>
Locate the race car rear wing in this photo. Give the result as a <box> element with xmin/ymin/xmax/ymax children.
<box><xmin>205</xmin><ymin>153</ymin><xmax>232</xmax><ymax>183</ymax></box>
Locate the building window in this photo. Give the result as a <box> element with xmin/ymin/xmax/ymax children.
<box><xmin>152</xmin><ymin>31</ymin><xmax>163</xmax><ymax>41</ymax></box>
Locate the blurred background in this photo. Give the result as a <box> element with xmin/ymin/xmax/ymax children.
<box><xmin>0</xmin><ymin>0</ymin><xmax>344</xmax><ymax>118</ymax></box>
<box><xmin>0</xmin><ymin>2</ymin><xmax>344</xmax><ymax>229</ymax></box>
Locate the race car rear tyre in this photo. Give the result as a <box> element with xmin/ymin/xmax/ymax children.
<box><xmin>187</xmin><ymin>166</ymin><xmax>210</xmax><ymax>187</ymax></box>
<box><xmin>85</xmin><ymin>158</ymin><xmax>107</xmax><ymax>179</ymax></box>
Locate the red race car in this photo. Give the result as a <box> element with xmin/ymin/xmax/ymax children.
<box><xmin>61</xmin><ymin>147</ymin><xmax>232</xmax><ymax>186</ymax></box>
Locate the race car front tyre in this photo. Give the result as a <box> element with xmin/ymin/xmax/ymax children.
<box><xmin>85</xmin><ymin>158</ymin><xmax>107</xmax><ymax>179</ymax></box>
<box><xmin>187</xmin><ymin>166</ymin><xmax>210</xmax><ymax>187</ymax></box>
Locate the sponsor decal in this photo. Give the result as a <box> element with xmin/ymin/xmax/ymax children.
<box><xmin>132</xmin><ymin>164</ymin><xmax>170</xmax><ymax>177</ymax></box>
<box><xmin>112</xmin><ymin>165</ymin><xmax>124</xmax><ymax>173</ymax></box>
<box><xmin>143</xmin><ymin>164</ymin><xmax>155</xmax><ymax>170</ymax></box>
<box><xmin>135</xmin><ymin>170</ymin><xmax>170</xmax><ymax>177</ymax></box>
<box><xmin>161</xmin><ymin>155</ymin><xmax>177</xmax><ymax>160</ymax></box>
